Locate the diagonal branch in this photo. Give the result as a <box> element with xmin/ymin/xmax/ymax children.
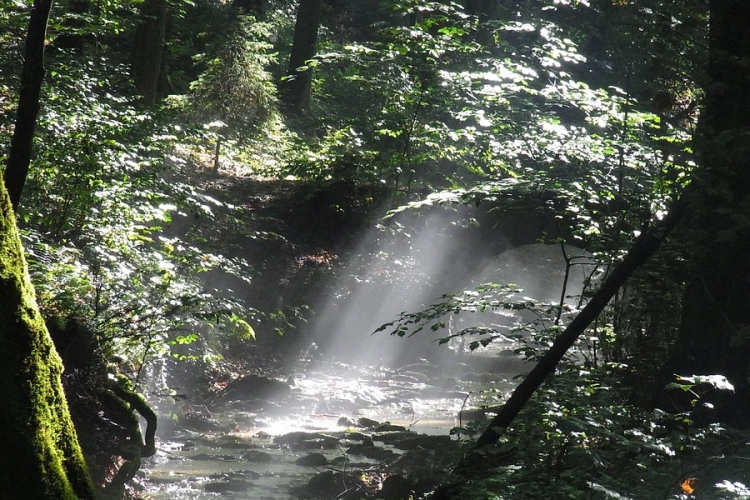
<box><xmin>475</xmin><ymin>201</ymin><xmax>686</xmax><ymax>447</ymax></box>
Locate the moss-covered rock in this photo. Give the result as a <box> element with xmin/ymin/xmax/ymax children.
<box><xmin>0</xmin><ymin>181</ymin><xmax>96</xmax><ymax>499</ymax></box>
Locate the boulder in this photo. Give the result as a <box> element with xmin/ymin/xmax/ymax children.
<box><xmin>220</xmin><ymin>375</ymin><xmax>291</xmax><ymax>403</ymax></box>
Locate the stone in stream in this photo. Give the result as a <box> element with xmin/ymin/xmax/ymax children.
<box><xmin>219</xmin><ymin>374</ymin><xmax>291</xmax><ymax>403</ymax></box>
<box><xmin>291</xmin><ymin>470</ymin><xmax>367</xmax><ymax>499</ymax></box>
<box><xmin>204</xmin><ymin>479</ymin><xmax>252</xmax><ymax>493</ymax></box>
<box><xmin>241</xmin><ymin>449</ymin><xmax>273</xmax><ymax>462</ymax></box>
<box><xmin>274</xmin><ymin>431</ymin><xmax>339</xmax><ymax>450</ymax></box>
<box><xmin>357</xmin><ymin>417</ymin><xmax>380</xmax><ymax>428</ymax></box>
<box><xmin>295</xmin><ymin>452</ymin><xmax>328</xmax><ymax>466</ymax></box>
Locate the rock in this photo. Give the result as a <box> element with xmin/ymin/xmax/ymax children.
<box><xmin>375</xmin><ymin>423</ymin><xmax>407</xmax><ymax>432</ymax></box>
<box><xmin>391</xmin><ymin>435</ymin><xmax>452</xmax><ymax>451</ymax></box>
<box><xmin>295</xmin><ymin>453</ymin><xmax>328</xmax><ymax>466</ymax></box>
<box><xmin>291</xmin><ymin>470</ymin><xmax>367</xmax><ymax>499</ymax></box>
<box><xmin>241</xmin><ymin>450</ymin><xmax>273</xmax><ymax>463</ymax></box>
<box><xmin>379</xmin><ymin>475</ymin><xmax>413</xmax><ymax>500</ymax></box>
<box><xmin>274</xmin><ymin>431</ymin><xmax>339</xmax><ymax>450</ymax></box>
<box><xmin>337</xmin><ymin>416</ymin><xmax>357</xmax><ymax>427</ymax></box>
<box><xmin>357</xmin><ymin>417</ymin><xmax>380</xmax><ymax>428</ymax></box>
<box><xmin>220</xmin><ymin>375</ymin><xmax>291</xmax><ymax>403</ymax></box>
<box><xmin>212</xmin><ymin>434</ymin><xmax>252</xmax><ymax>449</ymax></box>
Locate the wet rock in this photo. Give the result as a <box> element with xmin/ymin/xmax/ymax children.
<box><xmin>180</xmin><ymin>413</ymin><xmax>225</xmax><ymax>432</ymax></box>
<box><xmin>375</xmin><ymin>423</ymin><xmax>407</xmax><ymax>432</ymax></box>
<box><xmin>212</xmin><ymin>434</ymin><xmax>252</xmax><ymax>449</ymax></box>
<box><xmin>275</xmin><ymin>431</ymin><xmax>339</xmax><ymax>450</ymax></box>
<box><xmin>220</xmin><ymin>375</ymin><xmax>291</xmax><ymax>403</ymax></box>
<box><xmin>337</xmin><ymin>416</ymin><xmax>357</xmax><ymax>427</ymax></box>
<box><xmin>241</xmin><ymin>450</ymin><xmax>273</xmax><ymax>463</ymax></box>
<box><xmin>224</xmin><ymin>469</ymin><xmax>262</xmax><ymax>480</ymax></box>
<box><xmin>295</xmin><ymin>453</ymin><xmax>328</xmax><ymax>466</ymax></box>
<box><xmin>372</xmin><ymin>431</ymin><xmax>414</xmax><ymax>444</ymax></box>
<box><xmin>357</xmin><ymin>417</ymin><xmax>380</xmax><ymax>428</ymax></box>
<box><xmin>204</xmin><ymin>479</ymin><xmax>252</xmax><ymax>492</ymax></box>
<box><xmin>379</xmin><ymin>475</ymin><xmax>413</xmax><ymax>500</ymax></box>
<box><xmin>391</xmin><ymin>435</ymin><xmax>452</xmax><ymax>451</ymax></box>
<box><xmin>291</xmin><ymin>470</ymin><xmax>367</xmax><ymax>499</ymax></box>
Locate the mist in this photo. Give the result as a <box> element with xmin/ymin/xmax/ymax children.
<box><xmin>303</xmin><ymin>207</ymin><xmax>591</xmax><ymax>372</ymax></box>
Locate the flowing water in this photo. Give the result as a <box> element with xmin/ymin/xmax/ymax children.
<box><xmin>141</xmin><ymin>357</ymin><xmax>522</xmax><ymax>499</ymax></box>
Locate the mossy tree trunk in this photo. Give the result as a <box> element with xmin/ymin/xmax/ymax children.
<box><xmin>0</xmin><ymin>181</ymin><xmax>96</xmax><ymax>498</ymax></box>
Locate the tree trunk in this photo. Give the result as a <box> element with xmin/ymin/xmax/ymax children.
<box><xmin>131</xmin><ymin>0</ymin><xmax>168</xmax><ymax>104</ymax></box>
<box><xmin>4</xmin><ymin>0</ymin><xmax>54</xmax><ymax>211</ymax></box>
<box><xmin>475</xmin><ymin>203</ymin><xmax>684</xmax><ymax>447</ymax></box>
<box><xmin>662</xmin><ymin>0</ymin><xmax>750</xmax><ymax>426</ymax></box>
<box><xmin>0</xmin><ymin>179</ymin><xmax>96</xmax><ymax>499</ymax></box>
<box><xmin>281</xmin><ymin>0</ymin><xmax>323</xmax><ymax>115</ymax></box>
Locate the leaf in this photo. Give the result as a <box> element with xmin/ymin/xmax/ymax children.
<box><xmin>230</xmin><ymin>315</ymin><xmax>256</xmax><ymax>340</ymax></box>
<box><xmin>681</xmin><ymin>477</ymin><xmax>697</xmax><ymax>495</ymax></box>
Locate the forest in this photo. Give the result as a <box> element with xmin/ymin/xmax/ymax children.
<box><xmin>1</xmin><ymin>0</ymin><xmax>750</xmax><ymax>499</ymax></box>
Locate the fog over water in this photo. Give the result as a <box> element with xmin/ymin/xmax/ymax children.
<box><xmin>304</xmin><ymin>210</ymin><xmax>591</xmax><ymax>371</ymax></box>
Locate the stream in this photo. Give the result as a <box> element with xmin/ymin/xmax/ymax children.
<box><xmin>140</xmin><ymin>355</ymin><xmax>523</xmax><ymax>499</ymax></box>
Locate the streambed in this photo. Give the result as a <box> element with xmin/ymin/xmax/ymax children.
<box><xmin>140</xmin><ymin>359</ymin><xmax>522</xmax><ymax>499</ymax></box>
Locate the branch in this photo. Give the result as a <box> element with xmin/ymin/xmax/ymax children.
<box><xmin>475</xmin><ymin>201</ymin><xmax>685</xmax><ymax>447</ymax></box>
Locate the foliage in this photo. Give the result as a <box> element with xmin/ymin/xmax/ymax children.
<box><xmin>173</xmin><ymin>15</ymin><xmax>280</xmax><ymax>140</ymax></box>
<box><xmin>10</xmin><ymin>54</ymin><xmax>259</xmax><ymax>378</ymax></box>
<box><xmin>445</xmin><ymin>363</ymin><xmax>750</xmax><ymax>500</ymax></box>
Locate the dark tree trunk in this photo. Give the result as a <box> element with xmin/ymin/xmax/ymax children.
<box><xmin>3</xmin><ymin>0</ymin><xmax>54</xmax><ymax>211</ymax></box>
<box><xmin>475</xmin><ymin>203</ymin><xmax>684</xmax><ymax>447</ymax></box>
<box><xmin>281</xmin><ymin>0</ymin><xmax>323</xmax><ymax>115</ymax></box>
<box><xmin>0</xmin><ymin>174</ymin><xmax>96</xmax><ymax>499</ymax></box>
<box><xmin>662</xmin><ymin>0</ymin><xmax>750</xmax><ymax>426</ymax></box>
<box><xmin>131</xmin><ymin>0</ymin><xmax>167</xmax><ymax>104</ymax></box>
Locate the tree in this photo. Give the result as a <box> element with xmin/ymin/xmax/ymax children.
<box><xmin>0</xmin><ymin>178</ymin><xmax>96</xmax><ymax>499</ymax></box>
<box><xmin>131</xmin><ymin>0</ymin><xmax>168</xmax><ymax>104</ymax></box>
<box><xmin>185</xmin><ymin>15</ymin><xmax>278</xmax><ymax>169</ymax></box>
<box><xmin>281</xmin><ymin>0</ymin><xmax>323</xmax><ymax>114</ymax></box>
<box><xmin>663</xmin><ymin>0</ymin><xmax>750</xmax><ymax>425</ymax></box>
<box><xmin>4</xmin><ymin>0</ymin><xmax>54</xmax><ymax>210</ymax></box>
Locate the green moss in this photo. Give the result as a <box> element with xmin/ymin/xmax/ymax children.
<box><xmin>0</xmin><ymin>181</ymin><xmax>96</xmax><ymax>499</ymax></box>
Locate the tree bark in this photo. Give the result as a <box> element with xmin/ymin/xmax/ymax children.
<box><xmin>475</xmin><ymin>202</ymin><xmax>684</xmax><ymax>447</ymax></box>
<box><xmin>281</xmin><ymin>0</ymin><xmax>323</xmax><ymax>115</ymax></box>
<box><xmin>662</xmin><ymin>0</ymin><xmax>750</xmax><ymax>426</ymax></box>
<box><xmin>4</xmin><ymin>0</ymin><xmax>54</xmax><ymax>211</ymax></box>
<box><xmin>0</xmin><ymin>177</ymin><xmax>96</xmax><ymax>499</ymax></box>
<box><xmin>131</xmin><ymin>0</ymin><xmax>168</xmax><ymax>104</ymax></box>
